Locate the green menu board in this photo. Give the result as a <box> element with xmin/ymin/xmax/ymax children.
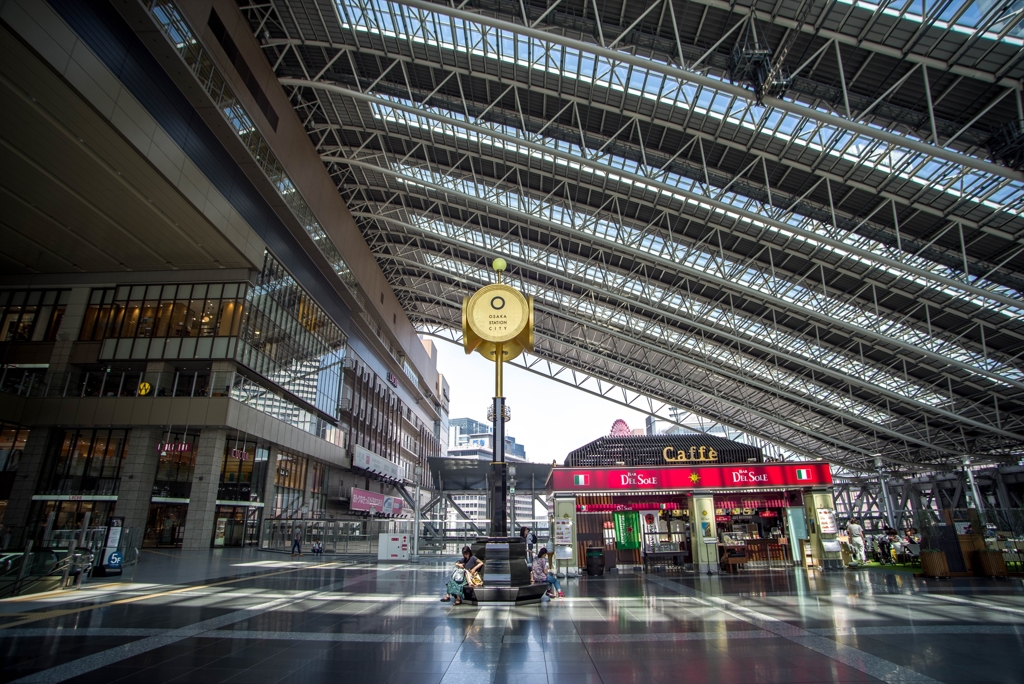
<box><xmin>614</xmin><ymin>510</ymin><xmax>641</xmax><ymax>550</ymax></box>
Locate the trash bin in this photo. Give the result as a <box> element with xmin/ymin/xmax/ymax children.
<box><xmin>585</xmin><ymin>547</ymin><xmax>605</xmax><ymax>576</ymax></box>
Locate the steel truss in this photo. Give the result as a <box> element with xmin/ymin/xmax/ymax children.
<box><xmin>234</xmin><ymin>0</ymin><xmax>1024</xmax><ymax>473</ymax></box>
<box><xmin>833</xmin><ymin>464</ymin><xmax>1024</xmax><ymax>531</ymax></box>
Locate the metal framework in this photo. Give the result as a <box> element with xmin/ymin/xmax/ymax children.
<box><xmin>236</xmin><ymin>0</ymin><xmax>1024</xmax><ymax>474</ymax></box>
<box><xmin>832</xmin><ymin>464</ymin><xmax>1024</xmax><ymax>530</ymax></box>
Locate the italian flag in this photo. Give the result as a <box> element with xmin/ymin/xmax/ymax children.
<box><xmin>795</xmin><ymin>468</ymin><xmax>811</xmax><ymax>481</ymax></box>
<box><xmin>574</xmin><ymin>474</ymin><xmax>590</xmax><ymax>486</ymax></box>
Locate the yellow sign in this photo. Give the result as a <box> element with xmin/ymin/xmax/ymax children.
<box><xmin>663</xmin><ymin>446</ymin><xmax>718</xmax><ymax>463</ymax></box>
<box><xmin>462</xmin><ymin>267</ymin><xmax>534</xmax><ymax>364</ymax></box>
<box><xmin>138</xmin><ymin>381</ymin><xmax>151</xmax><ymax>396</ymax></box>
<box><xmin>466</xmin><ymin>284</ymin><xmax>530</xmax><ymax>342</ymax></box>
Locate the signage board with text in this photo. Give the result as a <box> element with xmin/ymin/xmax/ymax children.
<box><xmin>551</xmin><ymin>462</ymin><xmax>832</xmax><ymax>492</ymax></box>
<box><xmin>350</xmin><ymin>487</ymin><xmax>404</xmax><ymax>516</ymax></box>
<box><xmin>613</xmin><ymin>510</ymin><xmax>641</xmax><ymax>550</ymax></box>
<box><xmin>353</xmin><ymin>445</ymin><xmax>402</xmax><ymax>481</ymax></box>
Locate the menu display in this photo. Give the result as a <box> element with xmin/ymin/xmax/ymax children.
<box><xmin>816</xmin><ymin>508</ymin><xmax>838</xmax><ymax>534</ymax></box>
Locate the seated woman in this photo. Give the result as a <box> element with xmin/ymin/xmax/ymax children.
<box><xmin>531</xmin><ymin>548</ymin><xmax>564</xmax><ymax>599</ymax></box>
<box><xmin>441</xmin><ymin>546</ymin><xmax>483</xmax><ymax>605</ymax></box>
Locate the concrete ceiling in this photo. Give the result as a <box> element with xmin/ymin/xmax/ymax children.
<box><xmin>0</xmin><ymin>26</ymin><xmax>252</xmax><ymax>276</ymax></box>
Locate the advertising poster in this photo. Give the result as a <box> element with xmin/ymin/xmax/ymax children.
<box><xmin>613</xmin><ymin>510</ymin><xmax>641</xmax><ymax>550</ymax></box>
<box><xmin>350</xmin><ymin>487</ymin><xmax>404</xmax><ymax>516</ymax></box>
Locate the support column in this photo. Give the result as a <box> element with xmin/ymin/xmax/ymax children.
<box><xmin>116</xmin><ymin>428</ymin><xmax>162</xmax><ymax>534</ymax></box>
<box><xmin>804</xmin><ymin>489</ymin><xmax>843</xmax><ymax>569</ymax></box>
<box><xmin>255</xmin><ymin>446</ymin><xmax>279</xmax><ymax>548</ymax></box>
<box><xmin>142</xmin><ymin>361</ymin><xmax>175</xmax><ymax>397</ymax></box>
<box><xmin>2</xmin><ymin>429</ymin><xmax>55</xmax><ymax>533</ymax></box>
<box><xmin>46</xmin><ymin>287</ymin><xmax>90</xmax><ymax>385</ymax></box>
<box><xmin>181</xmin><ymin>429</ymin><xmax>227</xmax><ymax>550</ymax></box>
<box><xmin>689</xmin><ymin>493</ymin><xmax>718</xmax><ymax>574</ymax></box>
<box><xmin>303</xmin><ymin>456</ymin><xmax>316</xmax><ymax>518</ymax></box>
<box><xmin>963</xmin><ymin>456</ymin><xmax>984</xmax><ymax>511</ymax></box>
<box><xmin>210</xmin><ymin>361</ymin><xmax>236</xmax><ymax>398</ymax></box>
<box><xmin>490</xmin><ymin>396</ymin><xmax>508</xmax><ymax>538</ymax></box>
<box><xmin>263</xmin><ymin>446</ymin><xmax>279</xmax><ymax>516</ymax></box>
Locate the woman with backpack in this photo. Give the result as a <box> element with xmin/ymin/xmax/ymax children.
<box><xmin>441</xmin><ymin>546</ymin><xmax>483</xmax><ymax>605</ymax></box>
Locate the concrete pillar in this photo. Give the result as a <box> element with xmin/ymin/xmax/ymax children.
<box><xmin>2</xmin><ymin>428</ymin><xmax>56</xmax><ymax>531</ymax></box>
<box><xmin>255</xmin><ymin>446</ymin><xmax>279</xmax><ymax>547</ymax></box>
<box><xmin>116</xmin><ymin>428</ymin><xmax>162</xmax><ymax>534</ymax></box>
<box><xmin>304</xmin><ymin>457</ymin><xmax>317</xmax><ymax>517</ymax></box>
<box><xmin>46</xmin><ymin>287</ymin><xmax>91</xmax><ymax>384</ymax></box>
<box><xmin>263</xmin><ymin>446</ymin><xmax>279</xmax><ymax>516</ymax></box>
<box><xmin>210</xmin><ymin>360</ymin><xmax>236</xmax><ymax>398</ymax></box>
<box><xmin>181</xmin><ymin>428</ymin><xmax>227</xmax><ymax>550</ymax></box>
<box><xmin>804</xmin><ymin>489</ymin><xmax>843</xmax><ymax>569</ymax></box>
<box><xmin>143</xmin><ymin>361</ymin><xmax>175</xmax><ymax>397</ymax></box>
<box><xmin>689</xmin><ymin>494</ymin><xmax>718</xmax><ymax>574</ymax></box>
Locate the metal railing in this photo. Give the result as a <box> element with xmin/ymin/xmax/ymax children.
<box><xmin>261</xmin><ymin>518</ymin><xmax>551</xmax><ymax>557</ymax></box>
<box><xmin>0</xmin><ymin>525</ymin><xmax>142</xmax><ymax>598</ymax></box>
<box><xmin>0</xmin><ymin>367</ymin><xmax>342</xmax><ymax>447</ymax></box>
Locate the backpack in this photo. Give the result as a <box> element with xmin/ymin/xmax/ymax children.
<box><xmin>451</xmin><ymin>568</ymin><xmax>466</xmax><ymax>583</ymax></box>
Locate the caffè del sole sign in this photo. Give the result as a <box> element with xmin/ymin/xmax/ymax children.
<box><xmin>663</xmin><ymin>446</ymin><xmax>718</xmax><ymax>463</ymax></box>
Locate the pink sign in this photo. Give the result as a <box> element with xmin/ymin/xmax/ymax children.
<box><xmin>350</xmin><ymin>487</ymin><xmax>404</xmax><ymax>516</ymax></box>
<box><xmin>157</xmin><ymin>442</ymin><xmax>192</xmax><ymax>453</ymax></box>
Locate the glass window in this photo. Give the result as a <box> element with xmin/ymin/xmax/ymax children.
<box><xmin>152</xmin><ymin>432</ymin><xmax>197</xmax><ymax>498</ymax></box>
<box><xmin>39</xmin><ymin>429</ymin><xmax>127</xmax><ymax>496</ymax></box>
<box><xmin>120</xmin><ymin>302</ymin><xmax>141</xmax><ymax>338</ymax></box>
<box><xmin>137</xmin><ymin>301</ymin><xmax>159</xmax><ymax>338</ymax></box>
<box><xmin>0</xmin><ymin>425</ymin><xmax>29</xmax><ymax>472</ymax></box>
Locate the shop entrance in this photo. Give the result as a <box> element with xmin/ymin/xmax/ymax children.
<box><xmin>36</xmin><ymin>500</ymin><xmax>116</xmax><ymax>548</ymax></box>
<box><xmin>212</xmin><ymin>505</ymin><xmax>260</xmax><ymax>547</ymax></box>
<box><xmin>144</xmin><ymin>503</ymin><xmax>187</xmax><ymax>547</ymax></box>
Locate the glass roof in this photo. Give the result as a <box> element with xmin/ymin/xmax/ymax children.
<box><xmin>335</xmin><ymin>0</ymin><xmax>1024</xmax><ymax>216</ymax></box>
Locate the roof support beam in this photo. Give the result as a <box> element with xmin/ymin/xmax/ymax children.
<box><xmin>664</xmin><ymin>0</ymin><xmax>1024</xmax><ymax>92</ymax></box>
<box><xmin>392</xmin><ymin>0</ymin><xmax>1024</xmax><ymax>182</ymax></box>
<box><xmin>358</xmin><ymin>209</ymin><xmax>1022</xmax><ymax>435</ymax></box>
<box><xmin>294</xmin><ymin>78</ymin><xmax>1024</xmax><ymax>311</ymax></box>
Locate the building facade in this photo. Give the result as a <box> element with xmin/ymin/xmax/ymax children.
<box><xmin>0</xmin><ymin>0</ymin><xmax>447</xmax><ymax>550</ymax></box>
<box><xmin>445</xmin><ymin>417</ymin><xmax>533</xmax><ymax>528</ymax></box>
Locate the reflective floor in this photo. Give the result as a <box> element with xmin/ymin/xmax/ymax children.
<box><xmin>1</xmin><ymin>551</ymin><xmax>1022</xmax><ymax>684</ymax></box>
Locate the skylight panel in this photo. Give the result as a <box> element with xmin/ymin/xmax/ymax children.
<box><xmin>335</xmin><ymin>0</ymin><xmax>1024</xmax><ymax>224</ymax></box>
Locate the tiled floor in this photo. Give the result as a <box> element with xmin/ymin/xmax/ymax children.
<box><xmin>1</xmin><ymin>552</ymin><xmax>1022</xmax><ymax>684</ymax></box>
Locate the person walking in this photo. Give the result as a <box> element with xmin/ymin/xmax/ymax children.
<box><xmin>525</xmin><ymin>527</ymin><xmax>537</xmax><ymax>564</ymax></box>
<box><xmin>290</xmin><ymin>527</ymin><xmax>303</xmax><ymax>557</ymax></box>
<box><xmin>532</xmin><ymin>548</ymin><xmax>563</xmax><ymax>599</ymax></box>
<box><xmin>845</xmin><ymin>517</ymin><xmax>865</xmax><ymax>566</ymax></box>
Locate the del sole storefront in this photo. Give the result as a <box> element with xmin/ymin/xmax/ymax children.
<box><xmin>549</xmin><ymin>461</ymin><xmax>842</xmax><ymax>573</ymax></box>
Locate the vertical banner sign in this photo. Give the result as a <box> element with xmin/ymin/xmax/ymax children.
<box><xmin>613</xmin><ymin>510</ymin><xmax>641</xmax><ymax>550</ymax></box>
<box><xmin>103</xmin><ymin>516</ymin><xmax>125</xmax><ymax>573</ymax></box>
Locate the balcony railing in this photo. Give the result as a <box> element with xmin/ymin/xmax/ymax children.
<box><xmin>0</xmin><ymin>368</ymin><xmax>344</xmax><ymax>449</ymax></box>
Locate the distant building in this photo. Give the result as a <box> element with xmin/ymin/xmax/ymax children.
<box><xmin>444</xmin><ymin>416</ymin><xmax>534</xmax><ymax>526</ymax></box>
<box><xmin>448</xmin><ymin>417</ymin><xmax>526</xmax><ymax>460</ymax></box>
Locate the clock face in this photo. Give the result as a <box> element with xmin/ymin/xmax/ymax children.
<box><xmin>466</xmin><ymin>283</ymin><xmax>530</xmax><ymax>343</ymax></box>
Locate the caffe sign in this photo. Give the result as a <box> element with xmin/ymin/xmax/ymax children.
<box><xmin>663</xmin><ymin>445</ymin><xmax>718</xmax><ymax>463</ymax></box>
